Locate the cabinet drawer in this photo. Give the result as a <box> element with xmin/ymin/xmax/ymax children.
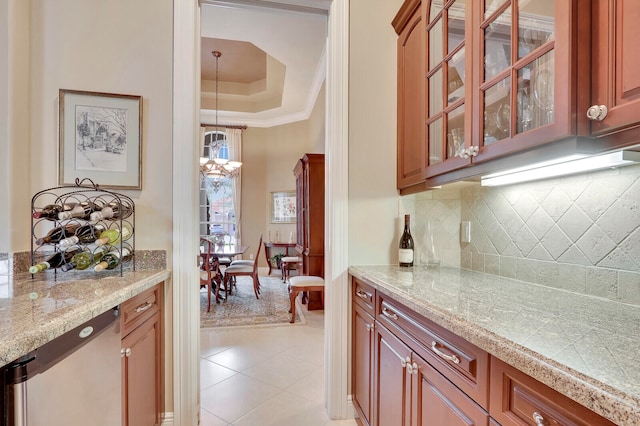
<box><xmin>121</xmin><ymin>284</ymin><xmax>161</xmax><ymax>337</ymax></box>
<box><xmin>490</xmin><ymin>357</ymin><xmax>616</xmax><ymax>426</ymax></box>
<box><xmin>352</xmin><ymin>278</ymin><xmax>375</xmax><ymax>314</ymax></box>
<box><xmin>376</xmin><ymin>292</ymin><xmax>489</xmax><ymax>408</ymax></box>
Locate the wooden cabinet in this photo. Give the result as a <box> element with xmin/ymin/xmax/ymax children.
<box><xmin>352</xmin><ymin>276</ymin><xmax>489</xmax><ymax>425</ymax></box>
<box><xmin>373</xmin><ymin>322</ymin><xmax>412</xmax><ymax>425</ymax></box>
<box><xmin>393</xmin><ymin>0</ymin><xmax>425</xmax><ymax>189</ymax></box>
<box><xmin>393</xmin><ymin>0</ymin><xmax>605</xmax><ymax>192</ymax></box>
<box><xmin>121</xmin><ymin>283</ymin><xmax>163</xmax><ymax>426</ymax></box>
<box><xmin>490</xmin><ymin>357</ymin><xmax>615</xmax><ymax>426</ymax></box>
<box><xmin>351</xmin><ymin>275</ymin><xmax>614</xmax><ymax>426</ymax></box>
<box><xmin>294</xmin><ymin>153</ymin><xmax>324</xmax><ymax>309</ymax></box>
<box><xmin>352</xmin><ymin>279</ymin><xmax>376</xmax><ymax>425</ymax></box>
<box><xmin>590</xmin><ymin>0</ymin><xmax>640</xmax><ymax>138</ymax></box>
<box><xmin>413</xmin><ymin>354</ymin><xmax>489</xmax><ymax>426</ymax></box>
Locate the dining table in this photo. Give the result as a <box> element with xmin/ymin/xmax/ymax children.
<box><xmin>200</xmin><ymin>238</ymin><xmax>248</xmax><ymax>301</ymax></box>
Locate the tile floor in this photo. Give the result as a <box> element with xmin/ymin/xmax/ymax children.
<box><xmin>200</xmin><ymin>305</ymin><xmax>358</xmax><ymax>426</ymax></box>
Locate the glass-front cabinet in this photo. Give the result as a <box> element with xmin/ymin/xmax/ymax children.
<box><xmin>474</xmin><ymin>0</ymin><xmax>578</xmax><ymax>165</ymax></box>
<box><xmin>394</xmin><ymin>0</ymin><xmax>590</xmax><ymax>191</ymax></box>
<box><xmin>424</xmin><ymin>0</ymin><xmax>473</xmax><ymax>178</ymax></box>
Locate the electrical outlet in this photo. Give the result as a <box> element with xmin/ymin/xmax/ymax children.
<box><xmin>461</xmin><ymin>221</ymin><xmax>471</xmax><ymax>243</ymax></box>
<box><xmin>250</xmin><ymin>254</ymin><xmax>254</xmax><ymax>260</ymax></box>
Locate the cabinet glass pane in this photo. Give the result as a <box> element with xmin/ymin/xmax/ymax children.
<box><xmin>446</xmin><ymin>104</ymin><xmax>464</xmax><ymax>158</ymax></box>
<box><xmin>447</xmin><ymin>0</ymin><xmax>465</xmax><ymax>53</ymax></box>
<box><xmin>483</xmin><ymin>76</ymin><xmax>511</xmax><ymax>145</ymax></box>
<box><xmin>429</xmin><ymin>17</ymin><xmax>444</xmax><ymax>71</ymax></box>
<box><xmin>518</xmin><ymin>0</ymin><xmax>555</xmax><ymax>59</ymax></box>
<box><xmin>484</xmin><ymin>0</ymin><xmax>505</xmax><ymax>19</ymax></box>
<box><xmin>428</xmin><ymin>118</ymin><xmax>443</xmax><ymax>165</ymax></box>
<box><xmin>429</xmin><ymin>68</ymin><xmax>444</xmax><ymax>116</ymax></box>
<box><xmin>528</xmin><ymin>51</ymin><xmax>555</xmax><ymax>126</ymax></box>
<box><xmin>429</xmin><ymin>0</ymin><xmax>444</xmax><ymax>23</ymax></box>
<box><xmin>484</xmin><ymin>6</ymin><xmax>512</xmax><ymax>82</ymax></box>
<box><xmin>447</xmin><ymin>48</ymin><xmax>465</xmax><ymax>104</ymax></box>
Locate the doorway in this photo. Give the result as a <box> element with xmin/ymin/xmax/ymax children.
<box><xmin>173</xmin><ymin>1</ymin><xmax>350</xmax><ymax>425</ymax></box>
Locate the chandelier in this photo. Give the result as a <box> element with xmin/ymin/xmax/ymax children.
<box><xmin>200</xmin><ymin>50</ymin><xmax>242</xmax><ymax>182</ymax></box>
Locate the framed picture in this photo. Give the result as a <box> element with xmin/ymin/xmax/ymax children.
<box><xmin>58</xmin><ymin>89</ymin><xmax>142</xmax><ymax>189</ymax></box>
<box><xmin>270</xmin><ymin>191</ymin><xmax>296</xmax><ymax>223</ymax></box>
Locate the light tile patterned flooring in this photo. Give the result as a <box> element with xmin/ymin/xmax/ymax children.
<box><xmin>200</xmin><ymin>307</ymin><xmax>358</xmax><ymax>425</ymax></box>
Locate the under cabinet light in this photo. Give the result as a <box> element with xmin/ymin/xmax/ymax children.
<box><xmin>480</xmin><ymin>150</ymin><xmax>640</xmax><ymax>187</ymax></box>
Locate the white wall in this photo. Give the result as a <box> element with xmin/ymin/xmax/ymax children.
<box><xmin>0</xmin><ymin>0</ymin><xmax>8</xmax><ymax>251</ymax></box>
<box><xmin>2</xmin><ymin>0</ymin><xmax>175</xmax><ymax>412</ymax></box>
<box><xmin>348</xmin><ymin>0</ymin><xmax>404</xmax><ymax>265</ymax></box>
<box><xmin>28</xmin><ymin>0</ymin><xmax>174</xmax><ymax>254</ymax></box>
<box><xmin>240</xmin><ymin>85</ymin><xmax>325</xmax><ymax>264</ymax></box>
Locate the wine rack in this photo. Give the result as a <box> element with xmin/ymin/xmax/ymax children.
<box><xmin>30</xmin><ymin>178</ymin><xmax>135</xmax><ymax>277</ymax></box>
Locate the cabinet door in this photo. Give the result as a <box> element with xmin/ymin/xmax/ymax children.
<box><xmin>473</xmin><ymin>1</ymin><xmax>583</xmax><ymax>164</ymax></box>
<box><xmin>353</xmin><ymin>303</ymin><xmax>375</xmax><ymax>425</ymax></box>
<box><xmin>489</xmin><ymin>357</ymin><xmax>616</xmax><ymax>426</ymax></box>
<box><xmin>423</xmin><ymin>0</ymin><xmax>473</xmax><ymax>179</ymax></box>
<box><xmin>374</xmin><ymin>323</ymin><xmax>412</xmax><ymax>426</ymax></box>
<box><xmin>411</xmin><ymin>354</ymin><xmax>489</xmax><ymax>426</ymax></box>
<box><xmin>591</xmin><ymin>0</ymin><xmax>640</xmax><ymax>136</ymax></box>
<box><xmin>122</xmin><ymin>313</ymin><xmax>161</xmax><ymax>426</ymax></box>
<box><xmin>395</xmin><ymin>0</ymin><xmax>426</xmax><ymax>189</ymax></box>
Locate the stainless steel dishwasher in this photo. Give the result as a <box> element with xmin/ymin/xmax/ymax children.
<box><xmin>1</xmin><ymin>306</ymin><xmax>121</xmax><ymax>426</ymax></box>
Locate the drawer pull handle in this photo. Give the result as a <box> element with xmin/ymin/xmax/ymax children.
<box><xmin>355</xmin><ymin>290</ymin><xmax>371</xmax><ymax>300</ymax></box>
<box><xmin>431</xmin><ymin>341</ymin><xmax>460</xmax><ymax>364</ymax></box>
<box><xmin>532</xmin><ymin>412</ymin><xmax>545</xmax><ymax>426</ymax></box>
<box><xmin>135</xmin><ymin>302</ymin><xmax>153</xmax><ymax>313</ymax></box>
<box><xmin>382</xmin><ymin>307</ymin><xmax>398</xmax><ymax>320</ymax></box>
<box><xmin>366</xmin><ymin>323</ymin><xmax>375</xmax><ymax>332</ymax></box>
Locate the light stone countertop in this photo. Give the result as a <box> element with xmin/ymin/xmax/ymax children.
<box><xmin>0</xmin><ymin>269</ymin><xmax>171</xmax><ymax>366</ymax></box>
<box><xmin>349</xmin><ymin>265</ymin><xmax>640</xmax><ymax>426</ymax></box>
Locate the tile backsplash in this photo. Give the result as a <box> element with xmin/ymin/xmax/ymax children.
<box><xmin>405</xmin><ymin>164</ymin><xmax>640</xmax><ymax>306</ymax></box>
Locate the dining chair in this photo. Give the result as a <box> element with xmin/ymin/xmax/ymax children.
<box><xmin>229</xmin><ymin>234</ymin><xmax>263</xmax><ymax>266</ymax></box>
<box><xmin>200</xmin><ymin>238</ymin><xmax>226</xmax><ymax>311</ymax></box>
<box><xmin>222</xmin><ymin>239</ymin><xmax>262</xmax><ymax>299</ymax></box>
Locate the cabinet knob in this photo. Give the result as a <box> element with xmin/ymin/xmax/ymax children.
<box><xmin>458</xmin><ymin>147</ymin><xmax>479</xmax><ymax>159</ymax></box>
<box><xmin>366</xmin><ymin>323</ymin><xmax>375</xmax><ymax>332</ymax></box>
<box><xmin>400</xmin><ymin>356</ymin><xmax>410</xmax><ymax>368</ymax></box>
<box><xmin>123</xmin><ymin>347</ymin><xmax>132</xmax><ymax>357</ymax></box>
<box><xmin>532</xmin><ymin>412</ymin><xmax>546</xmax><ymax>425</ymax></box>
<box><xmin>587</xmin><ymin>104</ymin><xmax>608</xmax><ymax>121</ymax></box>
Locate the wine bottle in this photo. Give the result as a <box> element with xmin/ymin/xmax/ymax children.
<box><xmin>60</xmin><ymin>246</ymin><xmax>109</xmax><ymax>272</ymax></box>
<box><xmin>94</xmin><ymin>246</ymin><xmax>133</xmax><ymax>271</ymax></box>
<box><xmin>32</xmin><ymin>203</ymin><xmax>76</xmax><ymax>221</ymax></box>
<box><xmin>58</xmin><ymin>202</ymin><xmax>101</xmax><ymax>220</ymax></box>
<box><xmin>94</xmin><ymin>222</ymin><xmax>133</xmax><ymax>247</ymax></box>
<box><xmin>89</xmin><ymin>202</ymin><xmax>132</xmax><ymax>221</ymax></box>
<box><xmin>35</xmin><ymin>223</ymin><xmax>80</xmax><ymax>245</ymax></box>
<box><xmin>28</xmin><ymin>248</ymin><xmax>80</xmax><ymax>274</ymax></box>
<box><xmin>58</xmin><ymin>223</ymin><xmax>106</xmax><ymax>249</ymax></box>
<box><xmin>398</xmin><ymin>214</ymin><xmax>414</xmax><ymax>267</ymax></box>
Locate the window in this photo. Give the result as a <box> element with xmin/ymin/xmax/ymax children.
<box><xmin>199</xmin><ymin>131</ymin><xmax>237</xmax><ymax>244</ymax></box>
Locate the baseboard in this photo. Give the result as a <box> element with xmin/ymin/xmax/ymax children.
<box><xmin>161</xmin><ymin>412</ymin><xmax>174</xmax><ymax>426</ymax></box>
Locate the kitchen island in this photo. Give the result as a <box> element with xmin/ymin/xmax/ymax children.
<box><xmin>349</xmin><ymin>265</ymin><xmax>640</xmax><ymax>426</ymax></box>
<box><xmin>0</xmin><ymin>268</ymin><xmax>170</xmax><ymax>367</ymax></box>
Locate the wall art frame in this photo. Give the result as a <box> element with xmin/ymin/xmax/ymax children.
<box><xmin>270</xmin><ymin>191</ymin><xmax>296</xmax><ymax>223</ymax></box>
<box><xmin>58</xmin><ymin>89</ymin><xmax>143</xmax><ymax>189</ymax></box>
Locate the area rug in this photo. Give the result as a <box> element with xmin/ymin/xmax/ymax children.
<box><xmin>200</xmin><ymin>275</ymin><xmax>304</xmax><ymax>328</ymax></box>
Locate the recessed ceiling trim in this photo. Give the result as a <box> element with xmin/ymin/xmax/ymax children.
<box><xmin>201</xmin><ymin>0</ymin><xmax>329</xmax><ymax>16</ymax></box>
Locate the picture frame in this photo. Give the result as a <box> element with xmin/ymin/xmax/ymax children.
<box><xmin>270</xmin><ymin>191</ymin><xmax>296</xmax><ymax>223</ymax></box>
<box><xmin>58</xmin><ymin>89</ymin><xmax>143</xmax><ymax>189</ymax></box>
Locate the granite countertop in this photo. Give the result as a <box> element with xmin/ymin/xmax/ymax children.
<box><xmin>349</xmin><ymin>265</ymin><xmax>640</xmax><ymax>426</ymax></box>
<box><xmin>0</xmin><ymin>268</ymin><xmax>171</xmax><ymax>366</ymax></box>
